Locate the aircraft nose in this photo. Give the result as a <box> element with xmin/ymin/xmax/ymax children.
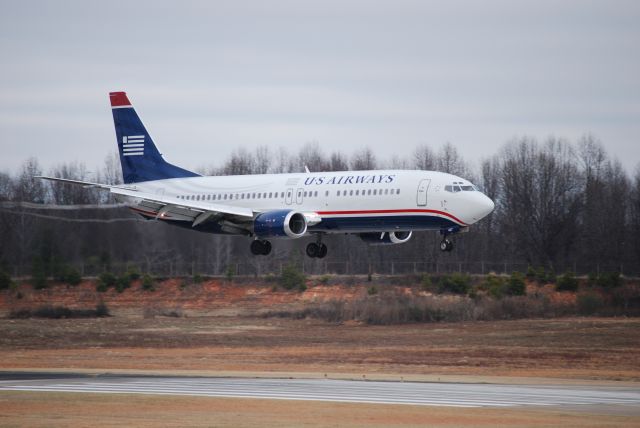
<box><xmin>468</xmin><ymin>193</ymin><xmax>495</xmax><ymax>223</ymax></box>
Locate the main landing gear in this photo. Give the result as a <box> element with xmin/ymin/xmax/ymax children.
<box><xmin>306</xmin><ymin>235</ymin><xmax>327</xmax><ymax>259</ymax></box>
<box><xmin>250</xmin><ymin>239</ymin><xmax>272</xmax><ymax>256</ymax></box>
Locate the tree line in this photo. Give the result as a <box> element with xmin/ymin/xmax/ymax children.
<box><xmin>1</xmin><ymin>135</ymin><xmax>639</xmax><ymax>277</ymax></box>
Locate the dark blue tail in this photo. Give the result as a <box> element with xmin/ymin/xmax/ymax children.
<box><xmin>110</xmin><ymin>92</ymin><xmax>200</xmax><ymax>184</ymax></box>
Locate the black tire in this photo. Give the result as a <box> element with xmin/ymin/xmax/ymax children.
<box><xmin>446</xmin><ymin>240</ymin><xmax>454</xmax><ymax>252</ymax></box>
<box><xmin>262</xmin><ymin>240</ymin><xmax>272</xmax><ymax>255</ymax></box>
<box><xmin>316</xmin><ymin>243</ymin><xmax>327</xmax><ymax>259</ymax></box>
<box><xmin>250</xmin><ymin>240</ymin><xmax>265</xmax><ymax>255</ymax></box>
<box><xmin>439</xmin><ymin>240</ymin><xmax>449</xmax><ymax>252</ymax></box>
<box><xmin>306</xmin><ymin>242</ymin><xmax>319</xmax><ymax>258</ymax></box>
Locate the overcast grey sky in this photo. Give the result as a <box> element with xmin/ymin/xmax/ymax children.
<box><xmin>1</xmin><ymin>0</ymin><xmax>638</xmax><ymax>175</ymax></box>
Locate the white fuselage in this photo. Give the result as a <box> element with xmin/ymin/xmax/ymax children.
<box><xmin>119</xmin><ymin>169</ymin><xmax>494</xmax><ymax>235</ymax></box>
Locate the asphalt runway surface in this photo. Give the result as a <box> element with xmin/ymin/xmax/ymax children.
<box><xmin>1</xmin><ymin>372</ymin><xmax>640</xmax><ymax>412</ymax></box>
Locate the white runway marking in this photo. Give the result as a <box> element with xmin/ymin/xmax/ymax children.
<box><xmin>1</xmin><ymin>375</ymin><xmax>640</xmax><ymax>409</ymax></box>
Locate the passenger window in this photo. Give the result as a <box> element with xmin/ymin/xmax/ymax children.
<box><xmin>350</xmin><ymin>190</ymin><xmax>353</xmax><ymax>196</ymax></box>
<box><xmin>397</xmin><ymin>189</ymin><xmax>400</xmax><ymax>195</ymax></box>
<box><xmin>314</xmin><ymin>191</ymin><xmax>318</xmax><ymax>197</ymax></box>
<box><xmin>337</xmin><ymin>190</ymin><xmax>341</xmax><ymax>196</ymax></box>
<box><xmin>355</xmin><ymin>190</ymin><xmax>359</xmax><ymax>196</ymax></box>
<box><xmin>325</xmin><ymin>191</ymin><xmax>329</xmax><ymax>196</ymax></box>
<box><xmin>384</xmin><ymin>189</ymin><xmax>388</xmax><ymax>195</ymax></box>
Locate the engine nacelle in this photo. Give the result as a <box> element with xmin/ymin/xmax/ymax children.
<box><xmin>254</xmin><ymin>210</ymin><xmax>307</xmax><ymax>239</ymax></box>
<box><xmin>359</xmin><ymin>231</ymin><xmax>413</xmax><ymax>245</ymax></box>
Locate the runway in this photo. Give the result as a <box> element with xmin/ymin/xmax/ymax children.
<box><xmin>1</xmin><ymin>373</ymin><xmax>640</xmax><ymax>410</ymax></box>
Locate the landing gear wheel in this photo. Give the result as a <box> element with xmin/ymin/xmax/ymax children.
<box><xmin>440</xmin><ymin>239</ymin><xmax>453</xmax><ymax>252</ymax></box>
<box><xmin>251</xmin><ymin>240</ymin><xmax>272</xmax><ymax>256</ymax></box>
<box><xmin>316</xmin><ymin>243</ymin><xmax>327</xmax><ymax>259</ymax></box>
<box><xmin>306</xmin><ymin>242</ymin><xmax>319</xmax><ymax>258</ymax></box>
<box><xmin>251</xmin><ymin>240</ymin><xmax>264</xmax><ymax>255</ymax></box>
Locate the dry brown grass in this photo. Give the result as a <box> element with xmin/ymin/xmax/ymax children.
<box><xmin>1</xmin><ymin>316</ymin><xmax>639</xmax><ymax>381</ymax></box>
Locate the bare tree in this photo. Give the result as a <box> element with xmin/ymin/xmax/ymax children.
<box><xmin>13</xmin><ymin>157</ymin><xmax>47</xmax><ymax>203</ymax></box>
<box><xmin>499</xmin><ymin>137</ymin><xmax>581</xmax><ymax>266</ymax></box>
<box><xmin>223</xmin><ymin>148</ymin><xmax>255</xmax><ymax>175</ymax></box>
<box><xmin>0</xmin><ymin>171</ymin><xmax>13</xmax><ymax>201</ymax></box>
<box><xmin>102</xmin><ymin>151</ymin><xmax>123</xmax><ymax>185</ymax></box>
<box><xmin>49</xmin><ymin>161</ymin><xmax>101</xmax><ymax>205</ymax></box>
<box><xmin>350</xmin><ymin>147</ymin><xmax>376</xmax><ymax>170</ymax></box>
<box><xmin>413</xmin><ymin>144</ymin><xmax>436</xmax><ymax>170</ymax></box>
<box><xmin>436</xmin><ymin>142</ymin><xmax>468</xmax><ymax>177</ymax></box>
<box><xmin>298</xmin><ymin>141</ymin><xmax>329</xmax><ymax>172</ymax></box>
<box><xmin>254</xmin><ymin>146</ymin><xmax>272</xmax><ymax>174</ymax></box>
<box><xmin>328</xmin><ymin>151</ymin><xmax>349</xmax><ymax>171</ymax></box>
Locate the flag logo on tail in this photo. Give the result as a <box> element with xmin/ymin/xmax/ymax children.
<box><xmin>123</xmin><ymin>135</ymin><xmax>144</xmax><ymax>156</ymax></box>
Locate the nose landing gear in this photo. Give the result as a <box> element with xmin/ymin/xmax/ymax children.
<box><xmin>440</xmin><ymin>238</ymin><xmax>453</xmax><ymax>252</ymax></box>
<box><xmin>439</xmin><ymin>226</ymin><xmax>459</xmax><ymax>252</ymax></box>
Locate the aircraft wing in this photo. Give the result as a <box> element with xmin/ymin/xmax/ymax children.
<box><xmin>36</xmin><ymin>176</ymin><xmax>255</xmax><ymax>229</ymax></box>
<box><xmin>109</xmin><ymin>186</ymin><xmax>254</xmax><ymax>227</ymax></box>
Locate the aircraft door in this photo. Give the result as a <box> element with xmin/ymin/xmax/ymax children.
<box><xmin>285</xmin><ymin>188</ymin><xmax>293</xmax><ymax>205</ymax></box>
<box><xmin>296</xmin><ymin>188</ymin><xmax>304</xmax><ymax>205</ymax></box>
<box><xmin>416</xmin><ymin>179</ymin><xmax>430</xmax><ymax>206</ymax></box>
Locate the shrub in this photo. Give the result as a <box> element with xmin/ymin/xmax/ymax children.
<box><xmin>225</xmin><ymin>265</ymin><xmax>235</xmax><ymax>281</ymax></box>
<box><xmin>97</xmin><ymin>272</ymin><xmax>117</xmax><ymax>292</ymax></box>
<box><xmin>317</xmin><ymin>275</ymin><xmax>331</xmax><ymax>285</ymax></box>
<box><xmin>577</xmin><ymin>292</ymin><xmax>604</xmax><ymax>315</ymax></box>
<box><xmin>142</xmin><ymin>274</ymin><xmax>155</xmax><ymax>291</ymax></box>
<box><xmin>95</xmin><ymin>302</ymin><xmax>110</xmax><ymax>317</ymax></box>
<box><xmin>9</xmin><ymin>303</ymin><xmax>110</xmax><ymax>319</ymax></box>
<box><xmin>0</xmin><ymin>269</ymin><xmax>12</xmax><ymax>290</ymax></box>
<box><xmin>526</xmin><ymin>265</ymin><xmax>536</xmax><ymax>280</ymax></box>
<box><xmin>279</xmin><ymin>264</ymin><xmax>306</xmax><ymax>291</ymax></box>
<box><xmin>481</xmin><ymin>274</ymin><xmax>507</xmax><ymax>298</ymax></box>
<box><xmin>556</xmin><ymin>271</ymin><xmax>579</xmax><ymax>292</ymax></box>
<box><xmin>126</xmin><ymin>268</ymin><xmax>141</xmax><ymax>281</ymax></box>
<box><xmin>31</xmin><ymin>257</ymin><xmax>48</xmax><ymax>290</ymax></box>
<box><xmin>420</xmin><ymin>274</ymin><xmax>433</xmax><ymax>292</ymax></box>
<box><xmin>115</xmin><ymin>275</ymin><xmax>131</xmax><ymax>293</ymax></box>
<box><xmin>192</xmin><ymin>273</ymin><xmax>204</xmax><ymax>284</ymax></box>
<box><xmin>532</xmin><ymin>266</ymin><xmax>555</xmax><ymax>284</ymax></box>
<box><xmin>367</xmin><ymin>286</ymin><xmax>378</xmax><ymax>295</ymax></box>
<box><xmin>505</xmin><ymin>272</ymin><xmax>526</xmax><ymax>296</ymax></box>
<box><xmin>597</xmin><ymin>272</ymin><xmax>622</xmax><ymax>289</ymax></box>
<box><xmin>437</xmin><ymin>273</ymin><xmax>471</xmax><ymax>295</ymax></box>
<box><xmin>64</xmin><ymin>267</ymin><xmax>82</xmax><ymax>286</ymax></box>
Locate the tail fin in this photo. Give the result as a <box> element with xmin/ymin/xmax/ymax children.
<box><xmin>110</xmin><ymin>92</ymin><xmax>200</xmax><ymax>184</ymax></box>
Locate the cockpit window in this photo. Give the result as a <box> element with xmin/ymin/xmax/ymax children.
<box><xmin>445</xmin><ymin>183</ymin><xmax>477</xmax><ymax>192</ymax></box>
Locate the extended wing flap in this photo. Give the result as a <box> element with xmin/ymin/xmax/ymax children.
<box><xmin>109</xmin><ymin>187</ymin><xmax>255</xmax><ymax>221</ymax></box>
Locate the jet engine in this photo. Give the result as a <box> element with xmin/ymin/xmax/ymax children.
<box><xmin>254</xmin><ymin>210</ymin><xmax>307</xmax><ymax>239</ymax></box>
<box><xmin>359</xmin><ymin>231</ymin><xmax>413</xmax><ymax>245</ymax></box>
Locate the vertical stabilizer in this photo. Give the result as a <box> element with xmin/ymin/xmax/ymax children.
<box><xmin>110</xmin><ymin>92</ymin><xmax>200</xmax><ymax>184</ymax></box>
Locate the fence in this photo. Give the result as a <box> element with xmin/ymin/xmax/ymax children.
<box><xmin>8</xmin><ymin>259</ymin><xmax>637</xmax><ymax>279</ymax></box>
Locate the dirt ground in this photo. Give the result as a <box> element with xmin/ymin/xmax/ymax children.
<box><xmin>1</xmin><ymin>281</ymin><xmax>640</xmax><ymax>426</ymax></box>
<box><xmin>1</xmin><ymin>316</ymin><xmax>639</xmax><ymax>381</ymax></box>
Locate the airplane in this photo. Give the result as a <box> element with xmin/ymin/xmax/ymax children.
<box><xmin>37</xmin><ymin>92</ymin><xmax>495</xmax><ymax>258</ymax></box>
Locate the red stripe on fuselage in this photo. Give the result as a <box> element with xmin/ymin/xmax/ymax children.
<box><xmin>316</xmin><ymin>209</ymin><xmax>466</xmax><ymax>226</ymax></box>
